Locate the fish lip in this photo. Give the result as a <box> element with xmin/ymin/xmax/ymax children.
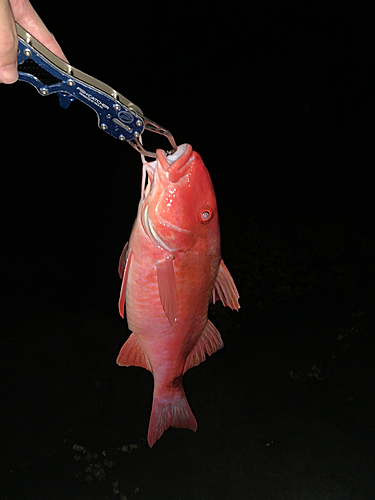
<box><xmin>157</xmin><ymin>144</ymin><xmax>189</xmax><ymax>164</ymax></box>
<box><xmin>144</xmin><ymin>144</ymin><xmax>189</xmax><ymax>201</ymax></box>
<box><xmin>157</xmin><ymin>144</ymin><xmax>193</xmax><ymax>173</ymax></box>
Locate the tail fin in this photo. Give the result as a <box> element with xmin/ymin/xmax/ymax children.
<box><xmin>147</xmin><ymin>388</ymin><xmax>197</xmax><ymax>447</ymax></box>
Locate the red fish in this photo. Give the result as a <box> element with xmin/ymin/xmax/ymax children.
<box><xmin>117</xmin><ymin>144</ymin><xmax>239</xmax><ymax>447</ymax></box>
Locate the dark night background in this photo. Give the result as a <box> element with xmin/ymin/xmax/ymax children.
<box><xmin>0</xmin><ymin>2</ymin><xmax>374</xmax><ymax>499</ymax></box>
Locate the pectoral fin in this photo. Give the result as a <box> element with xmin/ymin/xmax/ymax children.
<box><xmin>118</xmin><ymin>242</ymin><xmax>132</xmax><ymax>318</ymax></box>
<box><xmin>212</xmin><ymin>259</ymin><xmax>240</xmax><ymax>310</ymax></box>
<box><xmin>118</xmin><ymin>241</ymin><xmax>129</xmax><ymax>279</ymax></box>
<box><xmin>156</xmin><ymin>255</ymin><xmax>177</xmax><ymax>327</ymax></box>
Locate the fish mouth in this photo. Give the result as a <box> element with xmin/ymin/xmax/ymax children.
<box><xmin>157</xmin><ymin>144</ymin><xmax>193</xmax><ymax>183</ymax></box>
<box><xmin>142</xmin><ymin>145</ymin><xmax>191</xmax><ymax>197</ymax></box>
<box><xmin>158</xmin><ymin>144</ymin><xmax>190</xmax><ymax>166</ymax></box>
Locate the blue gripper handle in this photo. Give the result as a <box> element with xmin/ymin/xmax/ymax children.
<box><xmin>16</xmin><ymin>24</ymin><xmax>145</xmax><ymax>144</ymax></box>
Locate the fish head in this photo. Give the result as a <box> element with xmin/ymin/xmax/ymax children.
<box><xmin>141</xmin><ymin>144</ymin><xmax>220</xmax><ymax>253</ymax></box>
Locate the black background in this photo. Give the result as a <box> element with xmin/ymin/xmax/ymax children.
<box><xmin>0</xmin><ymin>2</ymin><xmax>374</xmax><ymax>499</ymax></box>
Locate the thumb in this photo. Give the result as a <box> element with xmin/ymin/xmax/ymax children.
<box><xmin>0</xmin><ymin>0</ymin><xmax>18</xmax><ymax>83</ymax></box>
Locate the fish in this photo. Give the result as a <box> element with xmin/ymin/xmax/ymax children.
<box><xmin>117</xmin><ymin>143</ymin><xmax>239</xmax><ymax>447</ymax></box>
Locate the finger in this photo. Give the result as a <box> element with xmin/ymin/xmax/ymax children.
<box><xmin>10</xmin><ymin>0</ymin><xmax>69</xmax><ymax>62</ymax></box>
<box><xmin>0</xmin><ymin>0</ymin><xmax>18</xmax><ymax>83</ymax></box>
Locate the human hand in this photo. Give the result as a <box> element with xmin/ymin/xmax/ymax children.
<box><xmin>0</xmin><ymin>0</ymin><xmax>68</xmax><ymax>84</ymax></box>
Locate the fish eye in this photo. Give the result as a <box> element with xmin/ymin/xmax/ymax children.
<box><xmin>199</xmin><ymin>208</ymin><xmax>213</xmax><ymax>224</ymax></box>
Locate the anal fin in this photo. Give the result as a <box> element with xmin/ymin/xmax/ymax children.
<box><xmin>183</xmin><ymin>320</ymin><xmax>223</xmax><ymax>374</ymax></box>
